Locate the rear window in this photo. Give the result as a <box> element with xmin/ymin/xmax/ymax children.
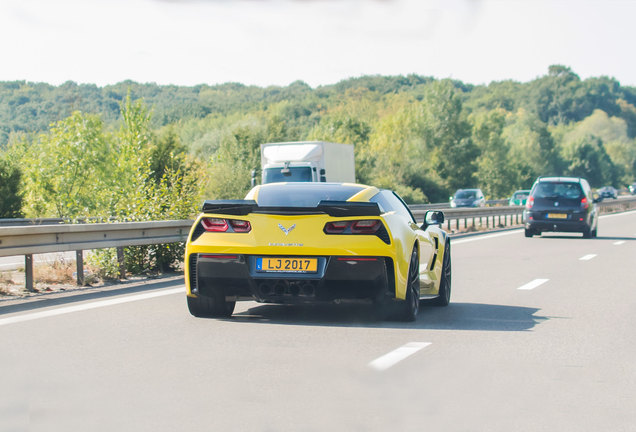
<box><xmin>533</xmin><ymin>182</ymin><xmax>583</xmax><ymax>199</ymax></box>
<box><xmin>254</xmin><ymin>183</ymin><xmax>365</xmax><ymax>207</ymax></box>
<box><xmin>456</xmin><ymin>190</ymin><xmax>477</xmax><ymax>199</ymax></box>
<box><xmin>263</xmin><ymin>167</ymin><xmax>313</xmax><ymax>183</ymax></box>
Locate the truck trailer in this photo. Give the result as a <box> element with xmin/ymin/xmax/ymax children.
<box><xmin>260</xmin><ymin>141</ymin><xmax>355</xmax><ymax>184</ymax></box>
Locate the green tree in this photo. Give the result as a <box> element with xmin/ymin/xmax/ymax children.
<box><xmin>205</xmin><ymin>119</ymin><xmax>265</xmax><ymax>199</ymax></box>
<box><xmin>149</xmin><ymin>125</ymin><xmax>188</xmax><ymax>185</ymax></box>
<box><xmin>365</xmin><ymin>104</ymin><xmax>427</xmax><ymax>202</ymax></box>
<box><xmin>419</xmin><ymin>80</ymin><xmax>478</xmax><ymax>197</ymax></box>
<box><xmin>559</xmin><ymin>109</ymin><xmax>635</xmax><ymax>185</ymax></box>
<box><xmin>504</xmin><ymin>108</ymin><xmax>565</xmax><ymax>184</ymax></box>
<box><xmin>19</xmin><ymin>111</ymin><xmax>111</xmax><ymax>218</ymax></box>
<box><xmin>471</xmin><ymin>109</ymin><xmax>517</xmax><ymax>198</ymax></box>
<box><xmin>562</xmin><ymin>135</ymin><xmax>619</xmax><ymax>186</ymax></box>
<box><xmin>0</xmin><ymin>155</ymin><xmax>23</xmax><ymax>217</ymax></box>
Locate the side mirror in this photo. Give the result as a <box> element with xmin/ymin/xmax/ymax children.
<box><xmin>422</xmin><ymin>210</ymin><xmax>444</xmax><ymax>229</ymax></box>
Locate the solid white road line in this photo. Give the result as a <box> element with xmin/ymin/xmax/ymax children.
<box><xmin>369</xmin><ymin>342</ymin><xmax>431</xmax><ymax>371</ymax></box>
<box><xmin>452</xmin><ymin>229</ymin><xmax>521</xmax><ymax>245</ymax></box>
<box><xmin>579</xmin><ymin>254</ymin><xmax>597</xmax><ymax>261</ymax></box>
<box><xmin>517</xmin><ymin>278</ymin><xmax>549</xmax><ymax>291</ymax></box>
<box><xmin>613</xmin><ymin>241</ymin><xmax>626</xmax><ymax>245</ymax></box>
<box><xmin>0</xmin><ymin>287</ymin><xmax>185</xmax><ymax>327</ymax></box>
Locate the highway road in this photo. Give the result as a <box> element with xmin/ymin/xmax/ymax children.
<box><xmin>1</xmin><ymin>211</ymin><xmax>635</xmax><ymax>432</ymax></box>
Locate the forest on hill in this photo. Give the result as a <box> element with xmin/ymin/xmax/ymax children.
<box><xmin>2</xmin><ymin>64</ymin><xmax>636</xmax><ymax>222</ymax></box>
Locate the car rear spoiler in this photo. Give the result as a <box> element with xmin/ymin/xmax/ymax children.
<box><xmin>201</xmin><ymin>200</ymin><xmax>381</xmax><ymax>217</ymax></box>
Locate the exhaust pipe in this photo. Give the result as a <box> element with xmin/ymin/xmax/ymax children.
<box><xmin>300</xmin><ymin>283</ymin><xmax>315</xmax><ymax>297</ymax></box>
<box><xmin>258</xmin><ymin>282</ymin><xmax>272</xmax><ymax>296</ymax></box>
<box><xmin>273</xmin><ymin>281</ymin><xmax>287</xmax><ymax>296</ymax></box>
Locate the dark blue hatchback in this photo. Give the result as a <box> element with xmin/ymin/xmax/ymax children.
<box><xmin>523</xmin><ymin>177</ymin><xmax>599</xmax><ymax>238</ymax></box>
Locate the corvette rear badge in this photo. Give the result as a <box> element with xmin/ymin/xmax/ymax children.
<box><xmin>278</xmin><ymin>223</ymin><xmax>296</xmax><ymax>236</ymax></box>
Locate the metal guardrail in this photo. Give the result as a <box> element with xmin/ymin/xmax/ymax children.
<box><xmin>2</xmin><ymin>196</ymin><xmax>636</xmax><ymax>291</ymax></box>
<box><xmin>408</xmin><ymin>199</ymin><xmax>508</xmax><ymax>211</ymax></box>
<box><xmin>0</xmin><ymin>220</ymin><xmax>193</xmax><ymax>291</ymax></box>
<box><xmin>412</xmin><ymin>205</ymin><xmax>525</xmax><ymax>230</ymax></box>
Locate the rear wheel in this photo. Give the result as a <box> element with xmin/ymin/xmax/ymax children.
<box><xmin>524</xmin><ymin>228</ymin><xmax>534</xmax><ymax>238</ymax></box>
<box><xmin>187</xmin><ymin>292</ymin><xmax>235</xmax><ymax>318</ymax></box>
<box><xmin>397</xmin><ymin>247</ymin><xmax>420</xmax><ymax>322</ymax></box>
<box><xmin>431</xmin><ymin>241</ymin><xmax>451</xmax><ymax>307</ymax></box>
<box><xmin>582</xmin><ymin>227</ymin><xmax>592</xmax><ymax>239</ymax></box>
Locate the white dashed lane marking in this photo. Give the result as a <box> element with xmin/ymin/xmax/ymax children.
<box><xmin>369</xmin><ymin>342</ymin><xmax>431</xmax><ymax>371</ymax></box>
<box><xmin>613</xmin><ymin>241</ymin><xmax>625</xmax><ymax>245</ymax></box>
<box><xmin>579</xmin><ymin>254</ymin><xmax>597</xmax><ymax>261</ymax></box>
<box><xmin>517</xmin><ymin>278</ymin><xmax>549</xmax><ymax>291</ymax></box>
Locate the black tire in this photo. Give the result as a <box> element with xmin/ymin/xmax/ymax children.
<box><xmin>582</xmin><ymin>227</ymin><xmax>592</xmax><ymax>239</ymax></box>
<box><xmin>187</xmin><ymin>293</ymin><xmax>235</xmax><ymax>318</ymax></box>
<box><xmin>592</xmin><ymin>227</ymin><xmax>598</xmax><ymax>238</ymax></box>
<box><xmin>431</xmin><ymin>241</ymin><xmax>451</xmax><ymax>307</ymax></box>
<box><xmin>397</xmin><ymin>247</ymin><xmax>420</xmax><ymax>322</ymax></box>
<box><xmin>524</xmin><ymin>228</ymin><xmax>534</xmax><ymax>238</ymax></box>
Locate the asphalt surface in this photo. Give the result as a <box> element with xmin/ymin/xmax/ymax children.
<box><xmin>1</xmin><ymin>211</ymin><xmax>635</xmax><ymax>432</ymax></box>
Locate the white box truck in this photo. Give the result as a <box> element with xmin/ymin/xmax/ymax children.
<box><xmin>260</xmin><ymin>141</ymin><xmax>355</xmax><ymax>184</ymax></box>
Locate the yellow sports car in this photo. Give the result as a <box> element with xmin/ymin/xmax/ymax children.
<box><xmin>185</xmin><ymin>182</ymin><xmax>451</xmax><ymax>321</ymax></box>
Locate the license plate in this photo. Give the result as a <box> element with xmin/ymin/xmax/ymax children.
<box><xmin>256</xmin><ymin>257</ymin><xmax>318</xmax><ymax>273</ymax></box>
<box><xmin>547</xmin><ymin>213</ymin><xmax>568</xmax><ymax>219</ymax></box>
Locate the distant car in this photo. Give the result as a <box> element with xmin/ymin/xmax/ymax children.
<box><xmin>509</xmin><ymin>189</ymin><xmax>530</xmax><ymax>206</ymax></box>
<box><xmin>523</xmin><ymin>176</ymin><xmax>599</xmax><ymax>238</ymax></box>
<box><xmin>185</xmin><ymin>182</ymin><xmax>452</xmax><ymax>322</ymax></box>
<box><xmin>598</xmin><ymin>186</ymin><xmax>618</xmax><ymax>200</ymax></box>
<box><xmin>628</xmin><ymin>183</ymin><xmax>636</xmax><ymax>195</ymax></box>
<box><xmin>450</xmin><ymin>188</ymin><xmax>485</xmax><ymax>208</ymax></box>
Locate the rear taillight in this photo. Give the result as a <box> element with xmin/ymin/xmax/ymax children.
<box><xmin>229</xmin><ymin>219</ymin><xmax>252</xmax><ymax>233</ymax></box>
<box><xmin>201</xmin><ymin>217</ymin><xmax>251</xmax><ymax>233</ymax></box>
<box><xmin>526</xmin><ymin>196</ymin><xmax>534</xmax><ymax>209</ymax></box>
<box><xmin>201</xmin><ymin>218</ymin><xmax>228</xmax><ymax>232</ymax></box>
<box><xmin>351</xmin><ymin>220</ymin><xmax>381</xmax><ymax>234</ymax></box>
<box><xmin>581</xmin><ymin>197</ymin><xmax>589</xmax><ymax>209</ymax></box>
<box><xmin>324</xmin><ymin>220</ymin><xmax>382</xmax><ymax>235</ymax></box>
<box><xmin>324</xmin><ymin>221</ymin><xmax>349</xmax><ymax>234</ymax></box>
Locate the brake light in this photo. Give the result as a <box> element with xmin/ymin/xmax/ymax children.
<box><xmin>351</xmin><ymin>220</ymin><xmax>381</xmax><ymax>234</ymax></box>
<box><xmin>229</xmin><ymin>219</ymin><xmax>252</xmax><ymax>233</ymax></box>
<box><xmin>201</xmin><ymin>218</ymin><xmax>228</xmax><ymax>232</ymax></box>
<box><xmin>201</xmin><ymin>218</ymin><xmax>251</xmax><ymax>233</ymax></box>
<box><xmin>324</xmin><ymin>220</ymin><xmax>382</xmax><ymax>235</ymax></box>
<box><xmin>526</xmin><ymin>196</ymin><xmax>534</xmax><ymax>209</ymax></box>
<box><xmin>324</xmin><ymin>221</ymin><xmax>349</xmax><ymax>234</ymax></box>
<box><xmin>581</xmin><ymin>197</ymin><xmax>589</xmax><ymax>209</ymax></box>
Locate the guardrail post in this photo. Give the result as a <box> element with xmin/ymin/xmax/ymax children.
<box><xmin>117</xmin><ymin>247</ymin><xmax>126</xmax><ymax>279</ymax></box>
<box><xmin>25</xmin><ymin>254</ymin><xmax>34</xmax><ymax>291</ymax></box>
<box><xmin>76</xmin><ymin>250</ymin><xmax>84</xmax><ymax>285</ymax></box>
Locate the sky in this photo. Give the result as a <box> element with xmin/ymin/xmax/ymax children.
<box><xmin>1</xmin><ymin>0</ymin><xmax>635</xmax><ymax>89</ymax></box>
